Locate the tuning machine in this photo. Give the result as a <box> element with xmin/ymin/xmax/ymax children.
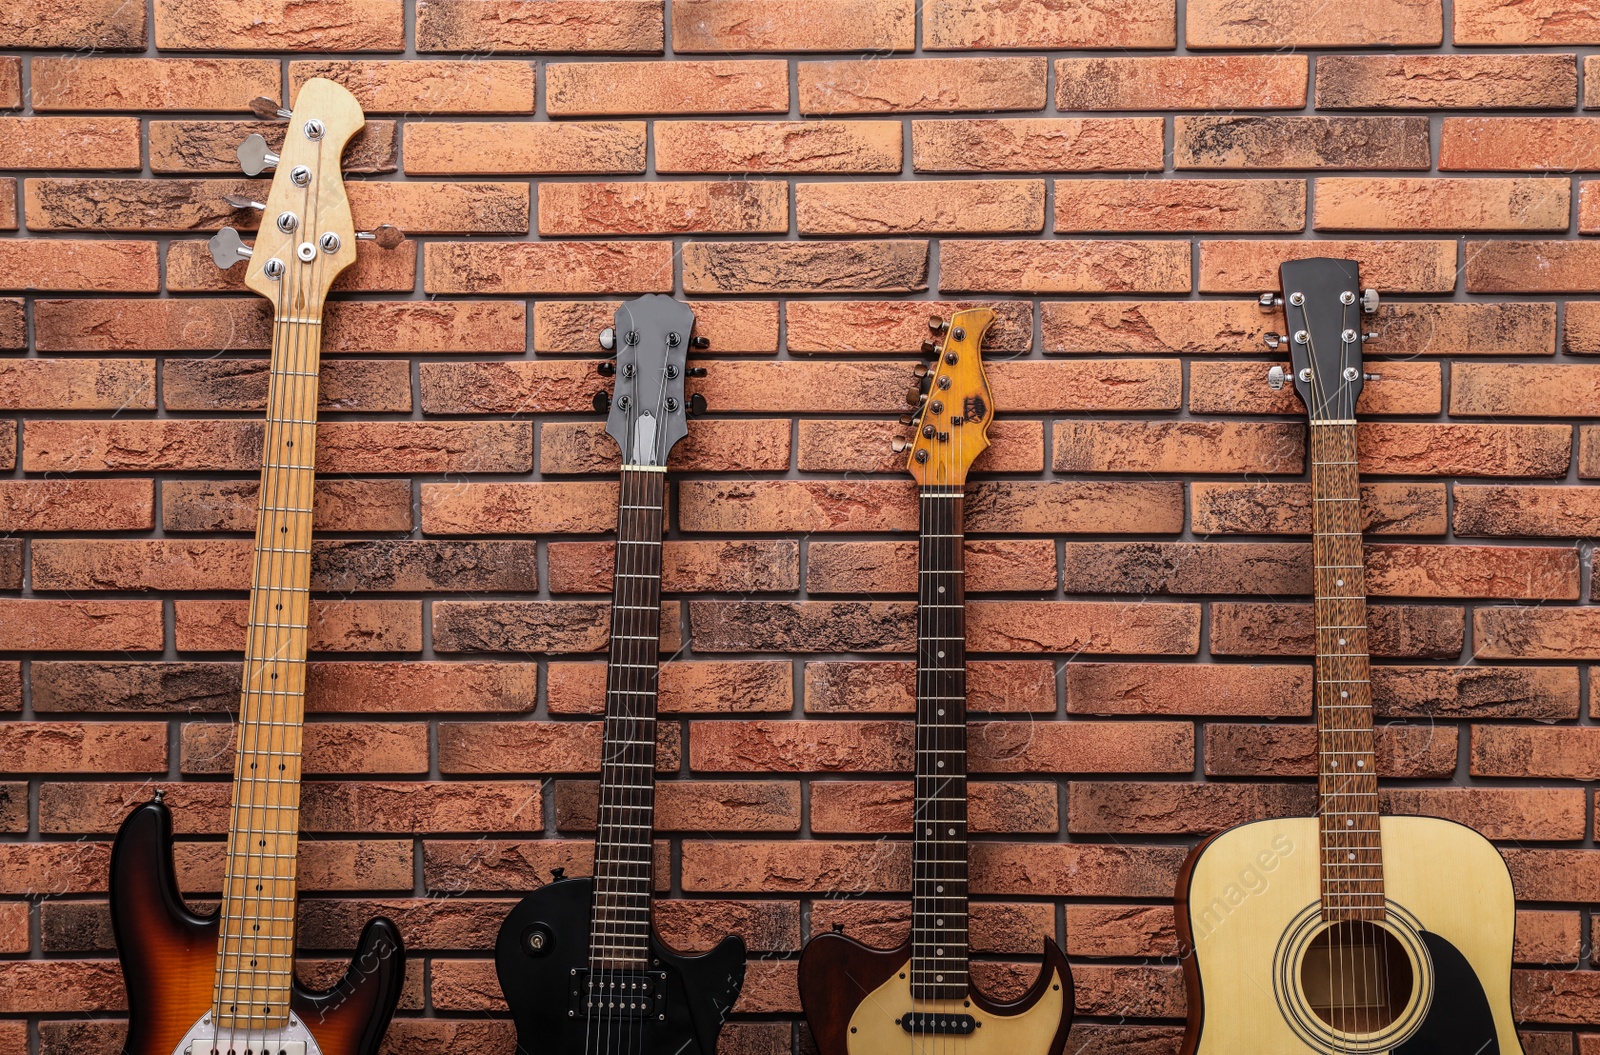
<box><xmin>249</xmin><ymin>97</ymin><xmax>292</xmax><ymax>120</ymax></box>
<box><xmin>208</xmin><ymin>227</ymin><xmax>252</xmax><ymax>269</ymax></box>
<box><xmin>686</xmin><ymin>366</ymin><xmax>707</xmax><ymax>378</ymax></box>
<box><xmin>1262</xmin><ymin>332</ymin><xmax>1283</xmax><ymax>350</ymax></box>
<box><xmin>929</xmin><ymin>314</ymin><xmax>948</xmax><ymax>334</ymax></box>
<box><xmin>1257</xmin><ymin>293</ymin><xmax>1283</xmax><ymax>313</ymax></box>
<box><xmin>357</xmin><ymin>225</ymin><xmax>406</xmax><ymax>250</ymax></box>
<box><xmin>237</xmin><ymin>133</ymin><xmax>280</xmax><ymax>177</ymax></box>
<box><xmin>687</xmin><ymin>393</ymin><xmax>708</xmax><ymax>417</ymax></box>
<box><xmin>1361</xmin><ymin>288</ymin><xmax>1380</xmax><ymax>315</ymax></box>
<box><xmin>223</xmin><ymin>193</ymin><xmax>265</xmax><ymax>212</ymax></box>
<box><xmin>593</xmin><ymin>391</ymin><xmax>611</xmax><ymax>414</ymax></box>
<box><xmin>1266</xmin><ymin>365</ymin><xmax>1287</xmax><ymax>391</ymax></box>
<box><xmin>891</xmin><ymin>438</ymin><xmax>910</xmax><ymax>453</ymax></box>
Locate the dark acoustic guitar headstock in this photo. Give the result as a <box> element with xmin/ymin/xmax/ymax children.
<box><xmin>1260</xmin><ymin>258</ymin><xmax>1380</xmax><ymax>424</ymax></box>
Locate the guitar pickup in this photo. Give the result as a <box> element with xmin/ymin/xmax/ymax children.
<box><xmin>185</xmin><ymin>1044</ymin><xmax>305</xmax><ymax>1055</ymax></box>
<box><xmin>569</xmin><ymin>969</ymin><xmax>668</xmax><ymax>1020</ymax></box>
<box><xmin>899</xmin><ymin>1012</ymin><xmax>976</xmax><ymax>1035</ymax></box>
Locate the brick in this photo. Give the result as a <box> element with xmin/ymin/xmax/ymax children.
<box><xmin>0</xmin><ymin>542</ymin><xmax>17</xmax><ymax>590</ymax></box>
<box><xmin>809</xmin><ymin>781</ymin><xmax>1056</xmax><ymax>834</ymax></box>
<box><xmin>290</xmin><ymin>59</ymin><xmax>535</xmax><ymax>114</ymax></box>
<box><xmin>806</xmin><ymin>539</ymin><xmax>1057</xmax><ymax>594</ymax></box>
<box><xmin>924</xmin><ymin>0</ymin><xmax>1175</xmax><ymax>48</ymax></box>
<box><xmin>1203</xmin><ymin>725</ymin><xmax>1457</xmax><ymax>779</ymax></box>
<box><xmin>1056</xmin><ymin>55</ymin><xmax>1306</xmax><ymax>111</ymax></box>
<box><xmin>421</xmin><ymin>481</ymin><xmax>616</xmax><ymax>535</ymax></box>
<box><xmin>1474</xmin><ymin>726</ymin><xmax>1600</xmax><ymax>781</ymax></box>
<box><xmin>803</xmin><ymin>659</ymin><xmax>1054</xmax><ymax>714</ymax></box>
<box><xmin>1388</xmin><ymin>787</ymin><xmax>1585</xmax><ymax>841</ymax></box>
<box><xmin>972</xmin><ymin>720</ymin><xmax>1193</xmax><ymax>773</ymax></box>
<box><xmin>549</xmin><ymin>539</ymin><xmax>798</xmax><ymax>594</ymax></box>
<box><xmin>0</xmin><ymin>182</ymin><xmax>11</xmax><ymax>231</ymax></box>
<box><xmin>0</xmin><ymin>118</ymin><xmax>140</xmax><ymax>170</ymax></box>
<box><xmin>1584</xmin><ymin>182</ymin><xmax>1600</xmax><ymax>233</ymax></box>
<box><xmin>0</xmin><ymin>0</ymin><xmax>145</xmax><ymax>49</ymax></box>
<box><xmin>155</xmin><ymin>0</ymin><xmax>403</xmax><ymax>50</ymax></box>
<box><xmin>1191</xmin><ymin>481</ymin><xmax>1447</xmax><ymax>536</ymax></box>
<box><xmin>1455</xmin><ymin>0</ymin><xmax>1600</xmax><ymax>44</ymax></box>
<box><xmin>151</xmin><ymin>119</ymin><xmax>397</xmax><ymax>175</ymax></box>
<box><xmin>1200</xmin><ymin>239</ymin><xmax>1457</xmax><ymax>294</ymax></box>
<box><xmin>1366</xmin><ymin>543</ymin><xmax>1580</xmax><ymax>600</ymax></box>
<box><xmin>913</xmin><ymin>118</ymin><xmax>1162</xmax><ymax>173</ymax></box>
<box><xmin>547</xmin><ymin>660</ymin><xmax>795</xmax><ymax>715</ymax></box>
<box><xmin>690</xmin><ymin>601</ymin><xmax>911</xmax><ymax>653</ymax></box>
<box><xmin>0</xmin><ymin>359</ymin><xmax>153</xmax><ymax>411</ymax></box>
<box><xmin>1452</xmin><ymin>364</ymin><xmax>1600</xmax><ymax>418</ymax></box>
<box><xmin>673</xmin><ymin>0</ymin><xmax>914</xmax><ymax>51</ymax></box>
<box><xmin>1443</xmin><ymin>118</ymin><xmax>1600</xmax><ymax>171</ymax></box>
<box><xmin>416</xmin><ymin>0</ymin><xmax>662</xmax><ymax>52</ymax></box>
<box><xmin>1189</xmin><ymin>0</ymin><xmax>1439</xmax><ymax>46</ymax></box>
<box><xmin>559</xmin><ymin>781</ymin><xmax>799</xmax><ymax>833</ymax></box>
<box><xmin>169</xmin><ymin>238</ymin><xmax>415</xmax><ymax>293</ymax></box>
<box><xmin>548</xmin><ymin>60</ymin><xmax>785</xmax><ymax>115</ymax></box>
<box><xmin>0</xmin><ymin>60</ymin><xmax>15</xmax><ymax>109</ymax></box>
<box><xmin>1359</xmin><ymin>422</ymin><xmax>1570</xmax><ymax>477</ymax></box>
<box><xmin>1055</xmin><ymin>178</ymin><xmax>1304</xmax><ymax>233</ymax></box>
<box><xmin>1055</xmin><ymin>420</ymin><xmax>1302</xmax><ymax>475</ymax></box>
<box><xmin>0</xmin><ymin>300</ymin><xmax>19</xmax><ymax>349</ymax></box>
<box><xmin>785</xmin><ymin>299</ymin><xmax>1032</xmax><ymax>353</ymax></box>
<box><xmin>1211</xmin><ymin>602</ymin><xmax>1463</xmax><ymax>658</ymax></box>
<box><xmin>0</xmin><ymin>423</ymin><xmax>10</xmax><ymax>472</ymax></box>
<box><xmin>797</xmin><ymin>179</ymin><xmax>1044</xmax><ymax>235</ymax></box>
<box><xmin>1469</xmin><ymin>242</ymin><xmax>1600</xmax><ymax>293</ymax></box>
<box><xmin>966</xmin><ymin>601</ymin><xmax>1199</xmax><ymax>655</ymax></box>
<box><xmin>0</xmin><ymin>665</ymin><xmax>18</xmax><ymax>713</ymax></box>
<box><xmin>165</xmin><ymin>359</ymin><xmax>409</xmax><ymax>414</ymax></box>
<box><xmin>0</xmin><ymin>240</ymin><xmax>155</xmax><ymax>293</ymax></box>
<box><xmin>25</xmin><ymin>421</ymin><xmax>531</xmax><ymax>474</ymax></box>
<box><xmin>797</xmin><ymin>416</ymin><xmax>1023</xmax><ymax>477</ymax></box>
<box><xmin>1316</xmin><ymin>177</ymin><xmax>1567</xmax><ymax>233</ymax></box>
<box><xmin>0</xmin><ymin>961</ymin><xmax>123</xmax><ymax>1013</ymax></box>
<box><xmin>435</xmin><ymin>601</ymin><xmax>681</xmax><ymax>655</ymax></box>
<box><xmin>1318</xmin><ymin>54</ymin><xmax>1576</xmax><ymax>110</ymax></box>
<box><xmin>404</xmin><ymin>121</ymin><xmax>644</xmax><ymax>176</ymax></box>
<box><xmin>1177</xmin><ymin>116</ymin><xmax>1431</xmax><ymax>170</ymax></box>
<box><xmin>656</xmin><ymin>120</ymin><xmax>901</xmax><ymax>174</ymax></box>
<box><xmin>31</xmin><ymin>58</ymin><xmax>277</xmax><ymax>112</ymax></box>
<box><xmin>539</xmin><ymin>180</ymin><xmax>786</xmax><ymax>236</ymax></box>
<box><xmin>421</xmin><ymin>360</ymin><xmax>605</xmax><ymax>414</ymax></box>
<box><xmin>535</xmin><ymin>299</ymin><xmax>778</xmax><ymax>353</ymax></box>
<box><xmin>1071</xmin><ymin>781</ymin><xmax>1313</xmax><ymax>835</ymax></box>
<box><xmin>439</xmin><ymin>722</ymin><xmax>676</xmax><ymax>776</ymax></box>
<box><xmin>1456</xmin><ymin>486</ymin><xmax>1600</xmax><ymax>539</ymax></box>
<box><xmin>687</xmin><ymin>720</ymin><xmax>913</xmax><ymax>773</ymax></box>
<box><xmin>1512</xmin><ymin>910</ymin><xmax>1585</xmax><ymax>965</ymax></box>
<box><xmin>800</xmin><ymin>57</ymin><xmax>1044</xmax><ymax>115</ymax></box>
<box><xmin>1513</xmin><ymin>970</ymin><xmax>1600</xmax><ymax>1025</ymax></box>
<box><xmin>0</xmin><ymin>600</ymin><xmax>162</xmax><ymax>652</ymax></box>
<box><xmin>0</xmin><ymin>723</ymin><xmax>165</xmax><ymax>774</ymax></box>
<box><xmin>1189</xmin><ymin>360</ymin><xmax>1440</xmax><ymax>417</ymax></box>
<box><xmin>163</xmin><ymin>479</ymin><xmax>411</xmax><ymax>534</ymax></box>
<box><xmin>174</xmin><ymin>599</ymin><xmax>422</xmax><ymax>653</ymax></box>
<box><xmin>1587</xmin><ymin>428</ymin><xmax>1600</xmax><ymax>479</ymax></box>
<box><xmin>943</xmin><ymin>240</ymin><xmax>1190</xmax><ymax>294</ymax></box>
<box><xmin>1067</xmin><ymin>662</ymin><xmax>1307</xmax><ymax>717</ymax></box>
<box><xmin>1063</xmin><ymin>541</ymin><xmax>1307</xmax><ymax>596</ymax></box>
<box><xmin>1476</xmin><ymin>608</ymin><xmax>1600</xmax><ymax>661</ymax></box>
<box><xmin>683</xmin><ymin>241</ymin><xmax>928</xmax><ymax>294</ymax></box>
<box><xmin>182</xmin><ymin>722</ymin><xmax>428</xmax><ymax>776</ymax></box>
<box><xmin>680</xmin><ymin>480</ymin><xmax>913</xmax><ymax>534</ymax></box>
<box><xmin>0</xmin><ymin>480</ymin><xmax>154</xmax><ymax>531</ymax></box>
<box><xmin>425</xmin><ymin>240</ymin><xmax>670</xmax><ymax>295</ymax></box>
<box><xmin>540</xmin><ymin>420</ymin><xmax>789</xmax><ymax>474</ymax></box>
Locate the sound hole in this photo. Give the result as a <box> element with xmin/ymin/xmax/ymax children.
<box><xmin>1300</xmin><ymin>920</ymin><xmax>1413</xmax><ymax>1034</ymax></box>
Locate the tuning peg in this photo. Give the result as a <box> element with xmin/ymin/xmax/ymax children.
<box><xmin>1257</xmin><ymin>293</ymin><xmax>1283</xmax><ymax>313</ymax></box>
<box><xmin>593</xmin><ymin>391</ymin><xmax>611</xmax><ymax>414</ymax></box>
<box><xmin>357</xmin><ymin>225</ymin><xmax>405</xmax><ymax>250</ymax></box>
<box><xmin>598</xmin><ymin>327</ymin><xmax>616</xmax><ymax>351</ymax></box>
<box><xmin>249</xmin><ymin>97</ymin><xmax>292</xmax><ymax>120</ymax></box>
<box><xmin>686</xmin><ymin>366</ymin><xmax>707</xmax><ymax>378</ymax></box>
<box><xmin>899</xmin><ymin>412</ymin><xmax>915</xmax><ymax>425</ymax></box>
<box><xmin>223</xmin><ymin>193</ymin><xmax>265</xmax><ymax>212</ymax></box>
<box><xmin>1262</xmin><ymin>332</ymin><xmax>1283</xmax><ymax>350</ymax></box>
<box><xmin>690</xmin><ymin>335</ymin><xmax>710</xmax><ymax>349</ymax></box>
<box><xmin>1363</xmin><ymin>372</ymin><xmax>1382</xmax><ymax>382</ymax></box>
<box><xmin>920</xmin><ymin>340</ymin><xmax>938</xmax><ymax>355</ymax></box>
<box><xmin>596</xmin><ymin>361</ymin><xmax>616</xmax><ymax>377</ymax></box>
<box><xmin>208</xmin><ymin>227</ymin><xmax>252</xmax><ymax>269</ymax></box>
<box><xmin>237</xmin><ymin>134</ymin><xmax>279</xmax><ymax>177</ymax></box>
<box><xmin>929</xmin><ymin>315</ymin><xmax>947</xmax><ymax>334</ymax></box>
<box><xmin>1266</xmin><ymin>365</ymin><xmax>1287</xmax><ymax>391</ymax></box>
<box><xmin>688</xmin><ymin>393</ymin><xmax>708</xmax><ymax>416</ymax></box>
<box><xmin>1362</xmin><ymin>331</ymin><xmax>1378</xmax><ymax>343</ymax></box>
<box><xmin>905</xmin><ymin>387</ymin><xmax>926</xmax><ymax>407</ymax></box>
<box><xmin>1361</xmin><ymin>288</ymin><xmax>1380</xmax><ymax>315</ymax></box>
<box><xmin>891</xmin><ymin>438</ymin><xmax>910</xmax><ymax>453</ymax></box>
<box><xmin>911</xmin><ymin>363</ymin><xmax>929</xmax><ymax>378</ymax></box>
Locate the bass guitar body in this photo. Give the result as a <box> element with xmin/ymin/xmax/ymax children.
<box><xmin>495</xmin><ymin>875</ymin><xmax>746</xmax><ymax>1055</ymax></box>
<box><xmin>798</xmin><ymin>932</ymin><xmax>1072</xmax><ymax>1055</ymax></box>
<box><xmin>112</xmin><ymin>799</ymin><xmax>405</xmax><ymax>1055</ymax></box>
<box><xmin>1178</xmin><ymin>815</ymin><xmax>1521</xmax><ymax>1055</ymax></box>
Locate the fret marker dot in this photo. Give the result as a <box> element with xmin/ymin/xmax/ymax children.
<box><xmin>935</xmin><ymin>974</ymin><xmax>944</xmax><ymax>982</ymax></box>
<box><xmin>1357</xmin><ymin>759</ymin><xmax>1365</xmax><ymax>768</ymax></box>
<box><xmin>1348</xmin><ymin>853</ymin><xmax>1356</xmax><ymax>861</ymax></box>
<box><xmin>948</xmin><ymin>827</ymin><xmax>955</xmax><ymax>835</ymax></box>
<box><xmin>937</xmin><ymin>650</ymin><xmax>945</xmax><ymax>658</ymax></box>
<box><xmin>938</xmin><ymin>586</ymin><xmax>945</xmax><ymax>594</ymax></box>
<box><xmin>1336</xmin><ymin>579</ymin><xmax>1345</xmax><ymax>587</ymax></box>
<box><xmin>937</xmin><ymin>760</ymin><xmax>944</xmax><ymax>768</ymax></box>
<box><xmin>1341</xmin><ymin>691</ymin><xmax>1349</xmax><ymax>698</ymax></box>
<box><xmin>937</xmin><ymin>885</ymin><xmax>944</xmax><ymax>893</ymax></box>
<box><xmin>936</xmin><ymin>948</ymin><xmax>945</xmax><ymax>956</ymax></box>
<box><xmin>1330</xmin><ymin>760</ymin><xmax>1337</xmax><ymax>768</ymax></box>
<box><xmin>936</xmin><ymin>918</ymin><xmax>944</xmax><ymax>925</ymax></box>
<box><xmin>1347</xmin><ymin>819</ymin><xmax>1354</xmax><ymax>827</ymax></box>
<box><xmin>1338</xmin><ymin>638</ymin><xmax>1347</xmax><ymax>646</ymax></box>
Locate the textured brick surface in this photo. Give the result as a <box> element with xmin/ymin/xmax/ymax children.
<box><xmin>1</xmin><ymin>3</ymin><xmax>1596</xmax><ymax>1044</ymax></box>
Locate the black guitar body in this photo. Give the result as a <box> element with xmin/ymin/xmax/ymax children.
<box><xmin>494</xmin><ymin>875</ymin><xmax>747</xmax><ymax>1055</ymax></box>
<box><xmin>1394</xmin><ymin>931</ymin><xmax>1500</xmax><ymax>1055</ymax></box>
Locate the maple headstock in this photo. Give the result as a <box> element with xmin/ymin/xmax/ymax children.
<box><xmin>899</xmin><ymin>307</ymin><xmax>997</xmax><ymax>489</ymax></box>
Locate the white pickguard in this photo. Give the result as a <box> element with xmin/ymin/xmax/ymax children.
<box><xmin>171</xmin><ymin>1011</ymin><xmax>324</xmax><ymax>1055</ymax></box>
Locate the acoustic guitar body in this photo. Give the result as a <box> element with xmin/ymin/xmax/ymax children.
<box><xmin>1177</xmin><ymin>815</ymin><xmax>1522</xmax><ymax>1055</ymax></box>
<box><xmin>798</xmin><ymin>932</ymin><xmax>1073</xmax><ymax>1055</ymax></box>
<box><xmin>111</xmin><ymin>799</ymin><xmax>405</xmax><ymax>1055</ymax></box>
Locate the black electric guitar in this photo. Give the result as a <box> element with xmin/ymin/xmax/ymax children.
<box><xmin>797</xmin><ymin>309</ymin><xmax>1074</xmax><ymax>1055</ymax></box>
<box><xmin>109</xmin><ymin>79</ymin><xmax>405</xmax><ymax>1055</ymax></box>
<box><xmin>494</xmin><ymin>295</ymin><xmax>745</xmax><ymax>1055</ymax></box>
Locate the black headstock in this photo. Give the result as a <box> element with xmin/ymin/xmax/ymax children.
<box><xmin>597</xmin><ymin>294</ymin><xmax>706</xmax><ymax>468</ymax></box>
<box><xmin>1262</xmin><ymin>258</ymin><xmax>1379</xmax><ymax>424</ymax></box>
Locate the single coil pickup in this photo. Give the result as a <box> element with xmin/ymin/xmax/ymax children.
<box><xmin>568</xmin><ymin>968</ymin><xmax>668</xmax><ymax>1020</ymax></box>
<box><xmin>898</xmin><ymin>1012</ymin><xmax>977</xmax><ymax>1035</ymax></box>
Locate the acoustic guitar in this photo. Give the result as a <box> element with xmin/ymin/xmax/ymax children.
<box><xmin>1175</xmin><ymin>258</ymin><xmax>1524</xmax><ymax>1055</ymax></box>
<box><xmin>493</xmin><ymin>295</ymin><xmax>746</xmax><ymax>1055</ymax></box>
<box><xmin>798</xmin><ymin>308</ymin><xmax>1075</xmax><ymax>1055</ymax></box>
<box><xmin>109</xmin><ymin>79</ymin><xmax>406</xmax><ymax>1055</ymax></box>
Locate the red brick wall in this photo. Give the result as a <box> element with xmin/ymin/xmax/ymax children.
<box><xmin>1</xmin><ymin>1</ymin><xmax>1598</xmax><ymax>1052</ymax></box>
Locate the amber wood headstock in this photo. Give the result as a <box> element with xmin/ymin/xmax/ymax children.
<box><xmin>899</xmin><ymin>307</ymin><xmax>997</xmax><ymax>489</ymax></box>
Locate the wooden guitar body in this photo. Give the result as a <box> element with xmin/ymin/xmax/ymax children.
<box><xmin>111</xmin><ymin>798</ymin><xmax>405</xmax><ymax>1055</ymax></box>
<box><xmin>1178</xmin><ymin>815</ymin><xmax>1521</xmax><ymax>1055</ymax></box>
<box><xmin>798</xmin><ymin>931</ymin><xmax>1073</xmax><ymax>1055</ymax></box>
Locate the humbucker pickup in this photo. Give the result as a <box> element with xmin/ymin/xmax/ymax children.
<box><xmin>569</xmin><ymin>969</ymin><xmax>669</xmax><ymax>1020</ymax></box>
<box><xmin>899</xmin><ymin>1012</ymin><xmax>977</xmax><ymax>1035</ymax></box>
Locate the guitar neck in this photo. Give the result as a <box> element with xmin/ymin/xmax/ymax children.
<box><xmin>590</xmin><ymin>466</ymin><xmax>668</xmax><ymax>970</ymax></box>
<box><xmin>1310</xmin><ymin>423</ymin><xmax>1384</xmax><ymax>920</ymax></box>
<box><xmin>214</xmin><ymin>314</ymin><xmax>324</xmax><ymax>1030</ymax></box>
<box><xmin>911</xmin><ymin>488</ymin><xmax>969</xmax><ymax>1001</ymax></box>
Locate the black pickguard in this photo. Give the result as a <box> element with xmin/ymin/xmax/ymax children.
<box><xmin>1396</xmin><ymin>931</ymin><xmax>1499</xmax><ymax>1055</ymax></box>
<box><xmin>494</xmin><ymin>876</ymin><xmax>746</xmax><ymax>1055</ymax></box>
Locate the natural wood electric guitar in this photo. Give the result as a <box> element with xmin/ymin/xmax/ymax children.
<box><xmin>1176</xmin><ymin>258</ymin><xmax>1523</xmax><ymax>1055</ymax></box>
<box><xmin>110</xmin><ymin>79</ymin><xmax>406</xmax><ymax>1055</ymax></box>
<box><xmin>494</xmin><ymin>295</ymin><xmax>745</xmax><ymax>1055</ymax></box>
<box><xmin>798</xmin><ymin>308</ymin><xmax>1074</xmax><ymax>1055</ymax></box>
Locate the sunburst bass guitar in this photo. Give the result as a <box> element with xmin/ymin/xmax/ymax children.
<box><xmin>1176</xmin><ymin>258</ymin><xmax>1524</xmax><ymax>1055</ymax></box>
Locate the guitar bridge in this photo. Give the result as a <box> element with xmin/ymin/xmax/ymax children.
<box><xmin>899</xmin><ymin>1012</ymin><xmax>976</xmax><ymax>1035</ymax></box>
<box><xmin>568</xmin><ymin>969</ymin><xmax>668</xmax><ymax>1021</ymax></box>
<box><xmin>186</xmin><ymin>1045</ymin><xmax>305</xmax><ymax>1055</ymax></box>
